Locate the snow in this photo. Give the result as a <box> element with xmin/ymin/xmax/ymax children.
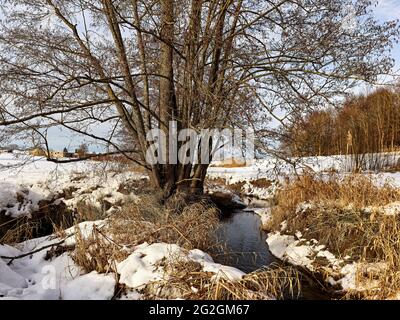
<box><xmin>63</xmin><ymin>220</ymin><xmax>106</xmax><ymax>246</ymax></box>
<box><xmin>0</xmin><ymin>220</ymin><xmax>118</xmax><ymax>300</ymax></box>
<box><xmin>188</xmin><ymin>249</ymin><xmax>245</xmax><ymax>281</ymax></box>
<box><xmin>1</xmin><ymin>223</ymin><xmax>245</xmax><ymax>299</ymax></box>
<box><xmin>265</xmin><ymin>231</ymin><xmax>390</xmax><ymax>293</ymax></box>
<box><xmin>0</xmin><ymin>183</ymin><xmax>44</xmax><ymax>218</ymax></box>
<box><xmin>364</xmin><ymin>201</ymin><xmax>400</xmax><ymax>216</ymax></box>
<box><xmin>2</xmin><ymin>151</ymin><xmax>400</xmax><ymax>219</ymax></box>
<box><xmin>253</xmin><ymin>208</ymin><xmax>272</xmax><ymax>230</ymax></box>
<box><xmin>208</xmin><ymin>153</ymin><xmax>400</xmax><ymax>198</ymax></box>
<box><xmin>266</xmin><ymin>232</ymin><xmax>343</xmax><ymax>272</ymax></box>
<box><xmin>0</xmin><ymin>153</ymin><xmax>91</xmax><ymax>185</ymax></box>
<box><xmin>117</xmin><ymin>243</ymin><xmax>245</xmax><ymax>290</ymax></box>
<box><xmin>0</xmin><ymin>259</ymin><xmax>28</xmax><ymax>289</ymax></box>
<box><xmin>62</xmin><ymin>272</ymin><xmax>116</xmax><ymax>300</ymax></box>
<box><xmin>117</xmin><ymin>243</ymin><xmax>184</xmax><ymax>289</ymax></box>
<box><xmin>0</xmin><ymin>153</ymin><xmax>146</xmax><ymax>218</ymax></box>
<box><xmin>339</xmin><ymin>264</ymin><xmax>358</xmax><ymax>291</ymax></box>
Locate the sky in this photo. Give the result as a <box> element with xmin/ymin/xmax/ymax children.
<box><xmin>375</xmin><ymin>0</ymin><xmax>400</xmax><ymax>32</ymax></box>
<box><xmin>1</xmin><ymin>1</ymin><xmax>400</xmax><ymax>152</ymax></box>
<box><xmin>373</xmin><ymin>0</ymin><xmax>400</xmax><ymax>81</ymax></box>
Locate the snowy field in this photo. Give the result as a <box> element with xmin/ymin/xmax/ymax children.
<box><xmin>0</xmin><ymin>153</ymin><xmax>148</xmax><ymax>218</ymax></box>
<box><xmin>209</xmin><ymin>153</ymin><xmax>400</xmax><ymax>185</ymax></box>
<box><xmin>2</xmin><ymin>152</ymin><xmax>400</xmax><ymax>299</ymax></box>
<box><xmin>0</xmin><ymin>153</ymin><xmax>247</xmax><ymax>300</ymax></box>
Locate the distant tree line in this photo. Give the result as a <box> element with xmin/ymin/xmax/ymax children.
<box><xmin>281</xmin><ymin>85</ymin><xmax>400</xmax><ymax>158</ymax></box>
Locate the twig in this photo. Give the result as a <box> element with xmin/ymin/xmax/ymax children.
<box><xmin>0</xmin><ymin>235</ymin><xmax>73</xmax><ymax>265</ymax></box>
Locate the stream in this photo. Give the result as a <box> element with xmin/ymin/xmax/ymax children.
<box><xmin>215</xmin><ymin>199</ymin><xmax>331</xmax><ymax>300</ymax></box>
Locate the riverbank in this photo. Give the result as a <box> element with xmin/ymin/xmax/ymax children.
<box><xmin>208</xmin><ymin>155</ymin><xmax>400</xmax><ymax>299</ymax></box>
<box><xmin>0</xmin><ymin>154</ymin><xmax>300</xmax><ymax>300</ymax></box>
<box><xmin>260</xmin><ymin>173</ymin><xmax>400</xmax><ymax>299</ymax></box>
<box><xmin>3</xmin><ymin>153</ymin><xmax>400</xmax><ymax>299</ymax></box>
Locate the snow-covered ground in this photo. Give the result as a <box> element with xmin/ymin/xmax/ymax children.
<box><xmin>208</xmin><ymin>153</ymin><xmax>400</xmax><ymax>200</ymax></box>
<box><xmin>209</xmin><ymin>153</ymin><xmax>400</xmax><ymax>183</ymax></box>
<box><xmin>0</xmin><ymin>152</ymin><xmax>246</xmax><ymax>300</ymax></box>
<box><xmin>0</xmin><ymin>220</ymin><xmax>245</xmax><ymax>300</ymax></box>
<box><xmin>0</xmin><ymin>153</ymin><xmax>147</xmax><ymax>218</ymax></box>
<box><xmin>2</xmin><ymin>152</ymin><xmax>400</xmax><ymax>217</ymax></box>
<box><xmin>2</xmin><ymin>151</ymin><xmax>400</xmax><ymax>299</ymax></box>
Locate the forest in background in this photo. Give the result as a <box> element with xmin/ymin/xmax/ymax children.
<box><xmin>282</xmin><ymin>85</ymin><xmax>400</xmax><ymax>159</ymax></box>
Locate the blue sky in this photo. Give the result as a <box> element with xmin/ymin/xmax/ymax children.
<box><xmin>375</xmin><ymin>0</ymin><xmax>400</xmax><ymax>75</ymax></box>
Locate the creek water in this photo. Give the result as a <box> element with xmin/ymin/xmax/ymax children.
<box><xmin>216</xmin><ymin>209</ymin><xmax>277</xmax><ymax>273</ymax></box>
<box><xmin>215</xmin><ymin>201</ymin><xmax>330</xmax><ymax>300</ymax></box>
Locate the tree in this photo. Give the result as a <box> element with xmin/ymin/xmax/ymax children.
<box><xmin>76</xmin><ymin>143</ymin><xmax>89</xmax><ymax>158</ymax></box>
<box><xmin>280</xmin><ymin>84</ymin><xmax>400</xmax><ymax>170</ymax></box>
<box><xmin>0</xmin><ymin>0</ymin><xmax>398</xmax><ymax>198</ymax></box>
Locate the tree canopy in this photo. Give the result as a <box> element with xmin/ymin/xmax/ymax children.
<box><xmin>0</xmin><ymin>0</ymin><xmax>398</xmax><ymax>196</ymax></box>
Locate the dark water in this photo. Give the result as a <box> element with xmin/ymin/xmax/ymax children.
<box><xmin>216</xmin><ymin>210</ymin><xmax>276</xmax><ymax>273</ymax></box>
<box><xmin>216</xmin><ymin>207</ymin><xmax>331</xmax><ymax>300</ymax></box>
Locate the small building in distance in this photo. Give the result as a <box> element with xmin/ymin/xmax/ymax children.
<box><xmin>28</xmin><ymin>147</ymin><xmax>86</xmax><ymax>159</ymax></box>
<box><xmin>49</xmin><ymin>151</ymin><xmax>65</xmax><ymax>159</ymax></box>
<box><xmin>29</xmin><ymin>147</ymin><xmax>46</xmax><ymax>157</ymax></box>
<box><xmin>0</xmin><ymin>144</ymin><xmax>19</xmax><ymax>153</ymax></box>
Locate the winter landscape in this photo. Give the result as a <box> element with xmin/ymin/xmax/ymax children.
<box><xmin>1</xmin><ymin>0</ymin><xmax>400</xmax><ymax>303</ymax></box>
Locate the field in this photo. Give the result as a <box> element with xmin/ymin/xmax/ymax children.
<box><xmin>2</xmin><ymin>152</ymin><xmax>400</xmax><ymax>299</ymax></box>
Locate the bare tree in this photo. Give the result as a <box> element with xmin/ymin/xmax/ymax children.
<box><xmin>0</xmin><ymin>0</ymin><xmax>398</xmax><ymax>198</ymax></box>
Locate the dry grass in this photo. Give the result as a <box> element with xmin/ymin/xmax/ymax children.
<box><xmin>1</xmin><ymin>216</ymin><xmax>43</xmax><ymax>244</ymax></box>
<box><xmin>0</xmin><ymin>201</ymin><xmax>74</xmax><ymax>244</ymax></box>
<box><xmin>250</xmin><ymin>178</ymin><xmax>273</xmax><ymax>189</ymax></box>
<box><xmin>60</xmin><ymin>191</ymin><xmax>307</xmax><ymax>300</ymax></box>
<box><xmin>143</xmin><ymin>259</ymin><xmax>301</xmax><ymax>300</ymax></box>
<box><xmin>74</xmin><ymin>201</ymin><xmax>105</xmax><ymax>222</ymax></box>
<box><xmin>71</xmin><ymin>225</ymin><xmax>128</xmax><ymax>274</ymax></box>
<box><xmin>105</xmin><ymin>195</ymin><xmax>220</xmax><ymax>253</ymax></box>
<box><xmin>69</xmin><ymin>192</ymin><xmax>221</xmax><ymax>274</ymax></box>
<box><xmin>210</xmin><ymin>158</ymin><xmax>248</xmax><ymax>168</ymax></box>
<box><xmin>268</xmin><ymin>173</ymin><xmax>400</xmax><ymax>299</ymax></box>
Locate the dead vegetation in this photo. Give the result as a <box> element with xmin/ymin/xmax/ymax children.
<box><xmin>209</xmin><ymin>159</ymin><xmax>248</xmax><ymax>168</ymax></box>
<box><xmin>47</xmin><ymin>193</ymin><xmax>220</xmax><ymax>278</ymax></box>
<box><xmin>206</xmin><ymin>177</ymin><xmax>273</xmax><ymax>195</ymax></box>
<box><xmin>105</xmin><ymin>194</ymin><xmax>220</xmax><ymax>253</ymax></box>
<box><xmin>268</xmin><ymin>173</ymin><xmax>400</xmax><ymax>299</ymax></box>
<box><xmin>61</xmin><ymin>192</ymin><xmax>304</xmax><ymax>300</ymax></box>
<box><xmin>71</xmin><ymin>225</ymin><xmax>127</xmax><ymax>274</ymax></box>
<box><xmin>143</xmin><ymin>260</ymin><xmax>301</xmax><ymax>300</ymax></box>
<box><xmin>0</xmin><ymin>200</ymin><xmax>74</xmax><ymax>244</ymax></box>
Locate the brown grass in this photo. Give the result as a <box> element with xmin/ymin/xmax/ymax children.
<box><xmin>210</xmin><ymin>158</ymin><xmax>248</xmax><ymax>168</ymax></box>
<box><xmin>250</xmin><ymin>178</ymin><xmax>273</xmax><ymax>189</ymax></box>
<box><xmin>74</xmin><ymin>200</ymin><xmax>109</xmax><ymax>222</ymax></box>
<box><xmin>105</xmin><ymin>195</ymin><xmax>220</xmax><ymax>253</ymax></box>
<box><xmin>142</xmin><ymin>259</ymin><xmax>301</xmax><ymax>300</ymax></box>
<box><xmin>71</xmin><ymin>225</ymin><xmax>128</xmax><ymax>274</ymax></box>
<box><xmin>0</xmin><ymin>201</ymin><xmax>74</xmax><ymax>244</ymax></box>
<box><xmin>268</xmin><ymin>173</ymin><xmax>400</xmax><ymax>299</ymax></box>
<box><xmin>1</xmin><ymin>216</ymin><xmax>44</xmax><ymax>244</ymax></box>
<box><xmin>68</xmin><ymin>192</ymin><xmax>220</xmax><ymax>276</ymax></box>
